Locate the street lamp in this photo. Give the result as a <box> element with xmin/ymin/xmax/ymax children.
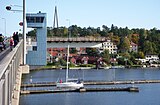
<box><xmin>6</xmin><ymin>0</ymin><xmax>26</xmax><ymax>65</ymax></box>
<box><xmin>6</xmin><ymin>5</ymin><xmax>22</xmax><ymax>12</ymax></box>
<box><xmin>66</xmin><ymin>19</ymin><xmax>71</xmax><ymax>39</ymax></box>
<box><xmin>0</xmin><ymin>18</ymin><xmax>6</xmax><ymax>37</ymax></box>
<box><xmin>23</xmin><ymin>0</ymin><xmax>26</xmax><ymax>65</ymax></box>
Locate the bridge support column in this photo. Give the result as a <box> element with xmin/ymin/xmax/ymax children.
<box><xmin>21</xmin><ymin>65</ymin><xmax>29</xmax><ymax>74</ymax></box>
<box><xmin>11</xmin><ymin>64</ymin><xmax>29</xmax><ymax>105</ymax></box>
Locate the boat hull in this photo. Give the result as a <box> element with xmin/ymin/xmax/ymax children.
<box><xmin>56</xmin><ymin>82</ymin><xmax>84</xmax><ymax>89</ymax></box>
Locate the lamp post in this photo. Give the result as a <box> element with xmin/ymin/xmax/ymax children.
<box><xmin>66</xmin><ymin>19</ymin><xmax>71</xmax><ymax>40</ymax></box>
<box><xmin>23</xmin><ymin>0</ymin><xmax>26</xmax><ymax>65</ymax></box>
<box><xmin>0</xmin><ymin>18</ymin><xmax>6</xmax><ymax>37</ymax></box>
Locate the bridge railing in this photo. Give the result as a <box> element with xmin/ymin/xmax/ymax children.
<box><xmin>47</xmin><ymin>37</ymin><xmax>106</xmax><ymax>42</ymax></box>
<box><xmin>0</xmin><ymin>40</ymin><xmax>23</xmax><ymax>105</ymax></box>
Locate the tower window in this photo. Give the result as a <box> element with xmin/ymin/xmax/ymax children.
<box><xmin>33</xmin><ymin>46</ymin><xmax>37</xmax><ymax>51</ymax></box>
<box><xmin>26</xmin><ymin>17</ymin><xmax>44</xmax><ymax>23</ymax></box>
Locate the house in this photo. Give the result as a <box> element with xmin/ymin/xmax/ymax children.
<box><xmin>110</xmin><ymin>58</ymin><xmax>118</xmax><ymax>64</ymax></box>
<box><xmin>136</xmin><ymin>54</ymin><xmax>159</xmax><ymax>64</ymax></box>
<box><xmin>70</xmin><ymin>57</ymin><xmax>77</xmax><ymax>64</ymax></box>
<box><xmin>87</xmin><ymin>56</ymin><xmax>103</xmax><ymax>64</ymax></box>
<box><xmin>145</xmin><ymin>55</ymin><xmax>159</xmax><ymax>63</ymax></box>
<box><xmin>76</xmin><ymin>48</ymin><xmax>87</xmax><ymax>55</ymax></box>
<box><xmin>135</xmin><ymin>58</ymin><xmax>147</xmax><ymax>64</ymax></box>
<box><xmin>130</xmin><ymin>41</ymin><xmax>138</xmax><ymax>52</ymax></box>
<box><xmin>99</xmin><ymin>40</ymin><xmax>118</xmax><ymax>54</ymax></box>
<box><xmin>76</xmin><ymin>56</ymin><xmax>89</xmax><ymax>64</ymax></box>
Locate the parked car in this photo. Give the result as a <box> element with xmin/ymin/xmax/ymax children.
<box><xmin>0</xmin><ymin>41</ymin><xmax>6</xmax><ymax>51</ymax></box>
<box><xmin>0</xmin><ymin>34</ymin><xmax>6</xmax><ymax>51</ymax></box>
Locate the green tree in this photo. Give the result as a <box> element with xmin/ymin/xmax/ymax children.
<box><xmin>137</xmin><ymin>51</ymin><xmax>145</xmax><ymax>58</ymax></box>
<box><xmin>119</xmin><ymin>37</ymin><xmax>130</xmax><ymax>52</ymax></box>
<box><xmin>101</xmin><ymin>49</ymin><xmax>110</xmax><ymax>64</ymax></box>
<box><xmin>59</xmin><ymin>58</ymin><xmax>66</xmax><ymax>66</ymax></box>
<box><xmin>143</xmin><ymin>41</ymin><xmax>156</xmax><ymax>54</ymax></box>
<box><xmin>26</xmin><ymin>29</ymin><xmax>36</xmax><ymax>37</ymax></box>
<box><xmin>86</xmin><ymin>48</ymin><xmax>99</xmax><ymax>57</ymax></box>
<box><xmin>111</xmin><ymin>35</ymin><xmax>120</xmax><ymax>45</ymax></box>
<box><xmin>70</xmin><ymin>48</ymin><xmax>77</xmax><ymax>54</ymax></box>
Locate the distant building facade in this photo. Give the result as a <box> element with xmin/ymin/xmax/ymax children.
<box><xmin>145</xmin><ymin>54</ymin><xmax>159</xmax><ymax>63</ymax></box>
<box><xmin>26</xmin><ymin>12</ymin><xmax>47</xmax><ymax>65</ymax></box>
<box><xmin>130</xmin><ymin>41</ymin><xmax>138</xmax><ymax>52</ymax></box>
<box><xmin>136</xmin><ymin>54</ymin><xmax>159</xmax><ymax>64</ymax></box>
<box><xmin>99</xmin><ymin>40</ymin><xmax>117</xmax><ymax>54</ymax></box>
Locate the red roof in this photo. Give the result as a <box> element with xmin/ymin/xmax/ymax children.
<box><xmin>130</xmin><ymin>41</ymin><xmax>138</xmax><ymax>46</ymax></box>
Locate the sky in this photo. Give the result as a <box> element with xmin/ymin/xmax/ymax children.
<box><xmin>0</xmin><ymin>0</ymin><xmax>160</xmax><ymax>36</ymax></box>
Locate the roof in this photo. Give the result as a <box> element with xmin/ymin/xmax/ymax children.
<box><xmin>130</xmin><ymin>41</ymin><xmax>138</xmax><ymax>46</ymax></box>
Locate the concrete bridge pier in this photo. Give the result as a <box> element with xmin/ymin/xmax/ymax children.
<box><xmin>12</xmin><ymin>65</ymin><xmax>29</xmax><ymax>105</ymax></box>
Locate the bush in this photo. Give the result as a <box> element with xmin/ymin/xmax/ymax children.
<box><xmin>79</xmin><ymin>64</ymin><xmax>94</xmax><ymax>67</ymax></box>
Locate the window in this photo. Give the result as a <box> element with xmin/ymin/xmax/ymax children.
<box><xmin>26</xmin><ymin>17</ymin><xmax>44</xmax><ymax>23</ymax></box>
<box><xmin>33</xmin><ymin>46</ymin><xmax>37</xmax><ymax>51</ymax></box>
<box><xmin>36</xmin><ymin>17</ymin><xmax>44</xmax><ymax>23</ymax></box>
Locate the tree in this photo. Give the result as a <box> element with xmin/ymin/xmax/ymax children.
<box><xmin>118</xmin><ymin>37</ymin><xmax>130</xmax><ymax>52</ymax></box>
<box><xmin>111</xmin><ymin>35</ymin><xmax>120</xmax><ymax>45</ymax></box>
<box><xmin>70</xmin><ymin>48</ymin><xmax>77</xmax><ymax>54</ymax></box>
<box><xmin>101</xmin><ymin>25</ymin><xmax>109</xmax><ymax>36</ymax></box>
<box><xmin>137</xmin><ymin>51</ymin><xmax>145</xmax><ymax>58</ymax></box>
<box><xmin>26</xmin><ymin>29</ymin><xmax>36</xmax><ymax>37</ymax></box>
<box><xmin>63</xmin><ymin>27</ymin><xmax>68</xmax><ymax>37</ymax></box>
<box><xmin>86</xmin><ymin>48</ymin><xmax>99</xmax><ymax>57</ymax></box>
<box><xmin>101</xmin><ymin>49</ymin><xmax>110</xmax><ymax>64</ymax></box>
<box><xmin>143</xmin><ymin>41</ymin><xmax>156</xmax><ymax>54</ymax></box>
<box><xmin>59</xmin><ymin>58</ymin><xmax>66</xmax><ymax>66</ymax></box>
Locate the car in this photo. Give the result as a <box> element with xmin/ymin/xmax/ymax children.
<box><xmin>0</xmin><ymin>42</ymin><xmax>6</xmax><ymax>51</ymax></box>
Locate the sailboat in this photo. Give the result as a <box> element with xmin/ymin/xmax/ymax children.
<box><xmin>56</xmin><ymin>45</ymin><xmax>84</xmax><ymax>89</ymax></box>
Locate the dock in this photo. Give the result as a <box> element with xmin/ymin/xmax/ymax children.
<box><xmin>20</xmin><ymin>87</ymin><xmax>139</xmax><ymax>95</ymax></box>
<box><xmin>21</xmin><ymin>80</ymin><xmax>160</xmax><ymax>88</ymax></box>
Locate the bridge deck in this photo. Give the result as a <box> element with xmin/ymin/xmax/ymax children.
<box><xmin>47</xmin><ymin>37</ymin><xmax>106</xmax><ymax>43</ymax></box>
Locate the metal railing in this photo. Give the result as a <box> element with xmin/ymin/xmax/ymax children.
<box><xmin>0</xmin><ymin>40</ymin><xmax>23</xmax><ymax>105</ymax></box>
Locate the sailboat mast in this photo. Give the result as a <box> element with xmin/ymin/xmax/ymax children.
<box><xmin>66</xmin><ymin>45</ymin><xmax>69</xmax><ymax>82</ymax></box>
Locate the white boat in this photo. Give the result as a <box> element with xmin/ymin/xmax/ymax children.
<box><xmin>56</xmin><ymin>78</ymin><xmax>84</xmax><ymax>89</ymax></box>
<box><xmin>56</xmin><ymin>45</ymin><xmax>84</xmax><ymax>89</ymax></box>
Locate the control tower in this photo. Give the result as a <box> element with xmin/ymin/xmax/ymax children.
<box><xmin>26</xmin><ymin>12</ymin><xmax>47</xmax><ymax>65</ymax></box>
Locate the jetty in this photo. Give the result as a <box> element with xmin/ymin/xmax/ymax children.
<box><xmin>20</xmin><ymin>87</ymin><xmax>139</xmax><ymax>95</ymax></box>
<box><xmin>21</xmin><ymin>80</ymin><xmax>160</xmax><ymax>88</ymax></box>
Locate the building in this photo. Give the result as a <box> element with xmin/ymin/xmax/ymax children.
<box><xmin>26</xmin><ymin>12</ymin><xmax>47</xmax><ymax>65</ymax></box>
<box><xmin>145</xmin><ymin>55</ymin><xmax>159</xmax><ymax>63</ymax></box>
<box><xmin>99</xmin><ymin>40</ymin><xmax>117</xmax><ymax>54</ymax></box>
<box><xmin>130</xmin><ymin>41</ymin><xmax>138</xmax><ymax>52</ymax></box>
<box><xmin>136</xmin><ymin>54</ymin><xmax>159</xmax><ymax>64</ymax></box>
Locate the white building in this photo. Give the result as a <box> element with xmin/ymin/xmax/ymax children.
<box><xmin>99</xmin><ymin>40</ymin><xmax>117</xmax><ymax>54</ymax></box>
<box><xmin>145</xmin><ymin>55</ymin><xmax>159</xmax><ymax>63</ymax></box>
<box><xmin>136</xmin><ymin>54</ymin><xmax>159</xmax><ymax>64</ymax></box>
<box><xmin>130</xmin><ymin>42</ymin><xmax>138</xmax><ymax>52</ymax></box>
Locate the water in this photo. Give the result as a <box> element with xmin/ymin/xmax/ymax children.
<box><xmin>20</xmin><ymin>68</ymin><xmax>160</xmax><ymax>105</ymax></box>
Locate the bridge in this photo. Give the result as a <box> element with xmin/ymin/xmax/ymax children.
<box><xmin>47</xmin><ymin>37</ymin><xmax>106</xmax><ymax>48</ymax></box>
<box><xmin>28</xmin><ymin>37</ymin><xmax>107</xmax><ymax>48</ymax></box>
<box><xmin>0</xmin><ymin>40</ymin><xmax>29</xmax><ymax>105</ymax></box>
